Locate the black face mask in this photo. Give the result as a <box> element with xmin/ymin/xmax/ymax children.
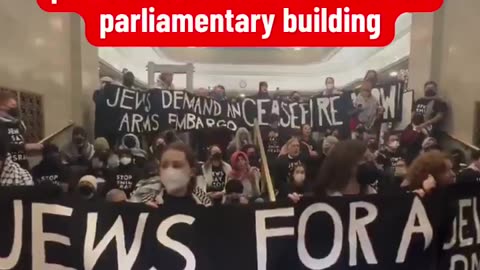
<box><xmin>356</xmin><ymin>163</ymin><xmax>381</xmax><ymax>185</ymax></box>
<box><xmin>425</xmin><ymin>88</ymin><xmax>437</xmax><ymax>97</ymax></box>
<box><xmin>7</xmin><ymin>108</ymin><xmax>19</xmax><ymax>117</ymax></box>
<box><xmin>78</xmin><ymin>185</ymin><xmax>95</xmax><ymax>199</ymax></box>
<box><xmin>211</xmin><ymin>152</ymin><xmax>223</xmax><ymax>161</ymax></box>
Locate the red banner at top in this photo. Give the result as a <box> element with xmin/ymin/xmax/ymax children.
<box><xmin>37</xmin><ymin>0</ymin><xmax>443</xmax><ymax>47</ymax></box>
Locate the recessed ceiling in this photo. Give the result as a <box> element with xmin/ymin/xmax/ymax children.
<box><xmin>156</xmin><ymin>47</ymin><xmax>339</xmax><ymax>65</ymax></box>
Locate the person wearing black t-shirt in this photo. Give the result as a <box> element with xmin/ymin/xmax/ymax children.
<box><xmin>105</xmin><ymin>149</ymin><xmax>143</xmax><ymax>197</ymax></box>
<box><xmin>299</xmin><ymin>124</ymin><xmax>320</xmax><ymax>180</ymax></box>
<box><xmin>273</xmin><ymin>137</ymin><xmax>305</xmax><ymax>198</ymax></box>
<box><xmin>376</xmin><ymin>133</ymin><xmax>404</xmax><ymax>192</ymax></box>
<box><xmin>201</xmin><ymin>145</ymin><xmax>232</xmax><ymax>204</ymax></box>
<box><xmin>412</xmin><ymin>81</ymin><xmax>448</xmax><ymax>139</ymax></box>
<box><xmin>458</xmin><ymin>151</ymin><xmax>480</xmax><ymax>183</ymax></box>
<box><xmin>32</xmin><ymin>144</ymin><xmax>71</xmax><ymax>192</ymax></box>
<box><xmin>0</xmin><ymin>92</ymin><xmax>43</xmax><ymax>169</ymax></box>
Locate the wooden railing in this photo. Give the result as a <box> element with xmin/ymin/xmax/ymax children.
<box><xmin>253</xmin><ymin>120</ymin><xmax>276</xmax><ymax>202</ymax></box>
<box><xmin>445</xmin><ymin>133</ymin><xmax>480</xmax><ymax>151</ymax></box>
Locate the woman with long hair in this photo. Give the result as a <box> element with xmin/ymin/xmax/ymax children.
<box><xmin>315</xmin><ymin>140</ymin><xmax>381</xmax><ymax>196</ymax></box>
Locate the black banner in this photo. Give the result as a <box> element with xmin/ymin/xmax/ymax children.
<box><xmin>0</xmin><ymin>183</ymin><xmax>478</xmax><ymax>270</ymax></box>
<box><xmin>94</xmin><ymin>82</ymin><xmax>404</xmax><ymax>135</ymax></box>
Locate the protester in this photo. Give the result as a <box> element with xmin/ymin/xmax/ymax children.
<box><xmin>222</xmin><ymin>179</ymin><xmax>249</xmax><ymax>205</ymax></box>
<box><xmin>122</xmin><ymin>71</ymin><xmax>135</xmax><ymax>89</ymax></box>
<box><xmin>376</xmin><ymin>132</ymin><xmax>403</xmax><ymax>172</ymax></box>
<box><xmin>229</xmin><ymin>151</ymin><xmax>261</xmax><ymax>199</ymax></box>
<box><xmin>290</xmin><ymin>91</ymin><xmax>302</xmax><ymax>102</ymax></box>
<box><xmin>120</xmin><ymin>133</ymin><xmax>147</xmax><ymax>167</ymax></box>
<box><xmin>131</xmin><ymin>142</ymin><xmax>211</xmax><ymax>206</ymax></box>
<box><xmin>157</xmin><ymin>72</ymin><xmax>175</xmax><ymax>90</ymax></box>
<box><xmin>401</xmin><ymin>150</ymin><xmax>455</xmax><ymax>194</ymax></box>
<box><xmin>0</xmin><ymin>91</ymin><xmax>43</xmax><ymax>169</ymax></box>
<box><xmin>299</xmin><ymin>124</ymin><xmax>319</xmax><ymax>179</ymax></box>
<box><xmin>421</xmin><ymin>137</ymin><xmax>440</xmax><ymax>153</ymax></box>
<box><xmin>286</xmin><ymin>164</ymin><xmax>307</xmax><ymax>203</ymax></box>
<box><xmin>242</xmin><ymin>144</ymin><xmax>260</xmax><ymax>168</ymax></box>
<box><xmin>201</xmin><ymin>145</ymin><xmax>232</xmax><ymax>203</ymax></box>
<box><xmin>321</xmin><ymin>77</ymin><xmax>342</xmax><ymax>96</ymax></box>
<box><xmin>322</xmin><ymin>135</ymin><xmax>338</xmax><ymax>156</ymax></box>
<box><xmin>364</xmin><ymin>70</ymin><xmax>378</xmax><ymax>86</ymax></box>
<box><xmin>263</xmin><ymin>114</ymin><xmax>285</xmax><ymax>169</ymax></box>
<box><xmin>401</xmin><ymin>113</ymin><xmax>429</xmax><ymax>164</ymax></box>
<box><xmin>32</xmin><ymin>143</ymin><xmax>70</xmax><ymax>191</ymax></box>
<box><xmin>148</xmin><ymin>135</ymin><xmax>166</xmax><ymax>161</ymax></box>
<box><xmin>211</xmin><ymin>85</ymin><xmax>227</xmax><ymax>101</ymax></box>
<box><xmin>457</xmin><ymin>150</ymin><xmax>480</xmax><ymax>183</ymax></box>
<box><xmin>0</xmin><ymin>135</ymin><xmax>33</xmax><ymax>186</ymax></box>
<box><xmin>93</xmin><ymin>137</ymin><xmax>119</xmax><ymax>169</ymax></box>
<box><xmin>105</xmin><ymin>189</ymin><xmax>127</xmax><ymax>202</ymax></box>
<box><xmin>274</xmin><ymin>137</ymin><xmax>305</xmax><ymax>198</ymax></box>
<box><xmin>61</xmin><ymin>126</ymin><xmax>94</xmax><ymax>167</ymax></box>
<box><xmin>257</xmin><ymin>81</ymin><xmax>269</xmax><ymax>98</ymax></box>
<box><xmin>315</xmin><ymin>140</ymin><xmax>380</xmax><ymax>196</ymax></box>
<box><xmin>351</xmin><ymin>80</ymin><xmax>383</xmax><ymax>136</ymax></box>
<box><xmin>227</xmin><ymin>127</ymin><xmax>252</xmax><ymax>157</ymax></box>
<box><xmin>104</xmin><ymin>149</ymin><xmax>143</xmax><ymax>197</ymax></box>
<box><xmin>412</xmin><ymin>81</ymin><xmax>448</xmax><ymax>139</ymax></box>
<box><xmin>76</xmin><ymin>175</ymin><xmax>98</xmax><ymax>200</ymax></box>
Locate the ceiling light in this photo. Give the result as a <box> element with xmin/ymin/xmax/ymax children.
<box><xmin>390</xmin><ymin>71</ymin><xmax>398</xmax><ymax>77</ymax></box>
<box><xmin>239</xmin><ymin>93</ymin><xmax>246</xmax><ymax>98</ymax></box>
<box><xmin>293</xmin><ymin>47</ymin><xmax>302</xmax><ymax>51</ymax></box>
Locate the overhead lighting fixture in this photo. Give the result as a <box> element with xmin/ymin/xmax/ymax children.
<box><xmin>239</xmin><ymin>93</ymin><xmax>246</xmax><ymax>98</ymax></box>
<box><xmin>293</xmin><ymin>47</ymin><xmax>302</xmax><ymax>51</ymax></box>
<box><xmin>390</xmin><ymin>71</ymin><xmax>398</xmax><ymax>77</ymax></box>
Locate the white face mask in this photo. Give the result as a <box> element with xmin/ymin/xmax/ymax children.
<box><xmin>160</xmin><ymin>168</ymin><xmax>190</xmax><ymax>194</ymax></box>
<box><xmin>293</xmin><ymin>173</ymin><xmax>305</xmax><ymax>184</ymax></box>
<box><xmin>388</xmin><ymin>141</ymin><xmax>400</xmax><ymax>150</ymax></box>
<box><xmin>120</xmin><ymin>157</ymin><xmax>132</xmax><ymax>165</ymax></box>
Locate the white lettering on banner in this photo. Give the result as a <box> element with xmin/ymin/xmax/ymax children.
<box><xmin>443</xmin><ymin>218</ymin><xmax>458</xmax><ymax>250</ymax></box>
<box><xmin>162</xmin><ymin>90</ymin><xmax>173</xmax><ymax>108</ymax></box>
<box><xmin>119</xmin><ymin>89</ymin><xmax>136</xmax><ymax>110</ymax></box>
<box><xmin>459</xmin><ymin>199</ymin><xmax>474</xmax><ymax>247</ymax></box>
<box><xmin>106</xmin><ymin>87</ymin><xmax>121</xmax><ymax>107</ymax></box>
<box><xmin>257</xmin><ymin>99</ymin><xmax>268</xmax><ymax>125</ymax></box>
<box><xmin>255</xmin><ymin>208</ymin><xmax>295</xmax><ymax>270</ymax></box>
<box><xmin>84</xmin><ymin>213</ymin><xmax>148</xmax><ymax>270</ymax></box>
<box><xmin>118</xmin><ymin>113</ymin><xmax>160</xmax><ymax>133</ymax></box>
<box><xmin>173</xmin><ymin>91</ymin><xmax>183</xmax><ymax>110</ymax></box>
<box><xmin>242</xmin><ymin>98</ymin><xmax>255</xmax><ymax>127</ymax></box>
<box><xmin>396</xmin><ymin>197</ymin><xmax>433</xmax><ymax>263</ymax></box>
<box><xmin>280</xmin><ymin>102</ymin><xmax>291</xmax><ymax>127</ymax></box>
<box><xmin>289</xmin><ymin>103</ymin><xmax>300</xmax><ymax>129</ymax></box>
<box><xmin>299</xmin><ymin>102</ymin><xmax>309</xmax><ymax>126</ymax></box>
<box><xmin>227</xmin><ymin>103</ymin><xmax>241</xmax><ymax>119</ymax></box>
<box><xmin>329</xmin><ymin>95</ymin><xmax>343</xmax><ymax>126</ymax></box>
<box><xmin>31</xmin><ymin>203</ymin><xmax>74</xmax><ymax>270</ymax></box>
<box><xmin>0</xmin><ymin>201</ymin><xmax>22</xmax><ymax>269</ymax></box>
<box><xmin>297</xmin><ymin>203</ymin><xmax>342</xmax><ymax>269</ymax></box>
<box><xmin>381</xmin><ymin>85</ymin><xmax>397</xmax><ymax>119</ymax></box>
<box><xmin>271</xmin><ymin>100</ymin><xmax>280</xmax><ymax>116</ymax></box>
<box><xmin>156</xmin><ymin>215</ymin><xmax>196</xmax><ymax>270</ymax></box>
<box><xmin>316</xmin><ymin>97</ymin><xmax>333</xmax><ymax>127</ymax></box>
<box><xmin>348</xmin><ymin>202</ymin><xmax>378</xmax><ymax>266</ymax></box>
<box><xmin>473</xmin><ymin>198</ymin><xmax>480</xmax><ymax>244</ymax></box>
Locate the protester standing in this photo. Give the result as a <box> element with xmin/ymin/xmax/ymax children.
<box><xmin>0</xmin><ymin>92</ymin><xmax>43</xmax><ymax>169</ymax></box>
<box><xmin>0</xmin><ymin>134</ymin><xmax>33</xmax><ymax>186</ymax></box>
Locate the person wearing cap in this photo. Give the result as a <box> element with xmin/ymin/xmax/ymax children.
<box><xmin>76</xmin><ymin>175</ymin><xmax>98</xmax><ymax>200</ymax></box>
<box><xmin>32</xmin><ymin>143</ymin><xmax>71</xmax><ymax>192</ymax></box>
<box><xmin>0</xmin><ymin>133</ymin><xmax>33</xmax><ymax>186</ymax></box>
<box><xmin>91</xmin><ymin>137</ymin><xmax>119</xmax><ymax>169</ymax></box>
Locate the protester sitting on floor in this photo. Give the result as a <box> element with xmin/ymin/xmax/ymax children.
<box><xmin>286</xmin><ymin>164</ymin><xmax>307</xmax><ymax>203</ymax></box>
<box><xmin>241</xmin><ymin>144</ymin><xmax>260</xmax><ymax>169</ymax></box>
<box><xmin>274</xmin><ymin>137</ymin><xmax>306</xmax><ymax>198</ymax></box>
<box><xmin>92</xmin><ymin>137</ymin><xmax>119</xmax><ymax>169</ymax></box>
<box><xmin>401</xmin><ymin>113</ymin><xmax>429</xmax><ymax>164</ymax></box>
<box><xmin>401</xmin><ymin>150</ymin><xmax>455</xmax><ymax>196</ymax></box>
<box><xmin>227</xmin><ymin>127</ymin><xmax>253</xmax><ymax>158</ymax></box>
<box><xmin>457</xmin><ymin>150</ymin><xmax>480</xmax><ymax>183</ymax></box>
<box><xmin>120</xmin><ymin>133</ymin><xmax>147</xmax><ymax>167</ymax></box>
<box><xmin>376</xmin><ymin>132</ymin><xmax>404</xmax><ymax>174</ymax></box>
<box><xmin>148</xmin><ymin>134</ymin><xmax>166</xmax><ymax>161</ymax></box>
<box><xmin>223</xmin><ymin>179</ymin><xmax>249</xmax><ymax>205</ymax></box>
<box><xmin>104</xmin><ymin>149</ymin><xmax>143</xmax><ymax>198</ymax></box>
<box><xmin>75</xmin><ymin>175</ymin><xmax>98</xmax><ymax>200</ymax></box>
<box><xmin>32</xmin><ymin>143</ymin><xmax>71</xmax><ymax>192</ymax></box>
<box><xmin>0</xmin><ymin>135</ymin><xmax>33</xmax><ymax>186</ymax></box>
<box><xmin>201</xmin><ymin>145</ymin><xmax>232</xmax><ymax>204</ymax></box>
<box><xmin>105</xmin><ymin>189</ymin><xmax>127</xmax><ymax>202</ymax></box>
<box><xmin>61</xmin><ymin>126</ymin><xmax>94</xmax><ymax>167</ymax></box>
<box><xmin>315</xmin><ymin>140</ymin><xmax>380</xmax><ymax>196</ymax></box>
<box><xmin>229</xmin><ymin>151</ymin><xmax>260</xmax><ymax>200</ymax></box>
<box><xmin>131</xmin><ymin>142</ymin><xmax>211</xmax><ymax>206</ymax></box>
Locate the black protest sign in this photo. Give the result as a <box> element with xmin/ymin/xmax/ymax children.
<box><xmin>0</xmin><ymin>184</ymin><xmax>479</xmax><ymax>270</ymax></box>
<box><xmin>94</xmin><ymin>82</ymin><xmax>404</xmax><ymax>135</ymax></box>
